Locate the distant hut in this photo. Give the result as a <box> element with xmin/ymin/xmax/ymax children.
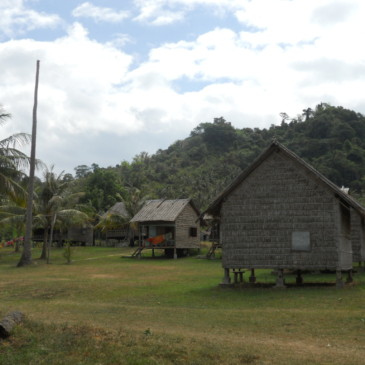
<box><xmin>65</xmin><ymin>225</ymin><xmax>94</xmax><ymax>246</ymax></box>
<box><xmin>204</xmin><ymin>141</ymin><xmax>365</xmax><ymax>287</ymax></box>
<box><xmin>99</xmin><ymin>202</ymin><xmax>135</xmax><ymax>246</ymax></box>
<box><xmin>130</xmin><ymin>199</ymin><xmax>200</xmax><ymax>259</ymax></box>
<box><xmin>33</xmin><ymin>224</ymin><xmax>93</xmax><ymax>246</ymax></box>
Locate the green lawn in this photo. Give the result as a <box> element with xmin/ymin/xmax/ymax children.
<box><xmin>0</xmin><ymin>246</ymin><xmax>364</xmax><ymax>364</ymax></box>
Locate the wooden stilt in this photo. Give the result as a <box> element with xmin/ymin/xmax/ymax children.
<box><xmin>336</xmin><ymin>270</ymin><xmax>344</xmax><ymax>288</ymax></box>
<box><xmin>249</xmin><ymin>269</ymin><xmax>256</xmax><ymax>283</ymax></box>
<box><xmin>275</xmin><ymin>269</ymin><xmax>285</xmax><ymax>288</ymax></box>
<box><xmin>346</xmin><ymin>270</ymin><xmax>353</xmax><ymax>283</ymax></box>
<box><xmin>152</xmin><ymin>248</ymin><xmax>155</xmax><ymax>258</ymax></box>
<box><xmin>239</xmin><ymin>271</ymin><xmax>244</xmax><ymax>283</ymax></box>
<box><xmin>222</xmin><ymin>268</ymin><xmax>231</xmax><ymax>285</ymax></box>
<box><xmin>232</xmin><ymin>269</ymin><xmax>244</xmax><ymax>283</ymax></box>
<box><xmin>234</xmin><ymin>271</ymin><xmax>238</xmax><ymax>284</ymax></box>
<box><xmin>296</xmin><ymin>270</ymin><xmax>303</xmax><ymax>285</ymax></box>
<box><xmin>173</xmin><ymin>247</ymin><xmax>177</xmax><ymax>259</ymax></box>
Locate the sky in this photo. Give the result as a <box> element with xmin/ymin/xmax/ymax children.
<box><xmin>1</xmin><ymin>0</ymin><xmax>365</xmax><ymax>175</ymax></box>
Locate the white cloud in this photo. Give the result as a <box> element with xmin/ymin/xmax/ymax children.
<box><xmin>133</xmin><ymin>0</ymin><xmax>245</xmax><ymax>25</ymax></box>
<box><xmin>0</xmin><ymin>0</ymin><xmax>61</xmax><ymax>38</ymax></box>
<box><xmin>0</xmin><ymin>23</ymin><xmax>135</xmax><ymax>136</ymax></box>
<box><xmin>2</xmin><ymin>0</ymin><xmax>365</xmax><ymax>172</ymax></box>
<box><xmin>72</xmin><ymin>2</ymin><xmax>130</xmax><ymax>23</ymax></box>
<box><xmin>106</xmin><ymin>34</ymin><xmax>133</xmax><ymax>48</ymax></box>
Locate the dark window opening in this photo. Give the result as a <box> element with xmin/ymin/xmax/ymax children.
<box><xmin>189</xmin><ymin>227</ymin><xmax>197</xmax><ymax>237</ymax></box>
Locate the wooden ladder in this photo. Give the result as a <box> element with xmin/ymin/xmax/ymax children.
<box><xmin>206</xmin><ymin>241</ymin><xmax>220</xmax><ymax>259</ymax></box>
<box><xmin>131</xmin><ymin>247</ymin><xmax>144</xmax><ymax>258</ymax></box>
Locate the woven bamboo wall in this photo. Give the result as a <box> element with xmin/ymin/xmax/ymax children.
<box><xmin>175</xmin><ymin>203</ymin><xmax>200</xmax><ymax>249</ymax></box>
<box><xmin>221</xmin><ymin>151</ymin><xmax>347</xmax><ymax>270</ymax></box>
<box><xmin>351</xmin><ymin>210</ymin><xmax>365</xmax><ymax>262</ymax></box>
<box><xmin>67</xmin><ymin>227</ymin><xmax>93</xmax><ymax>245</ymax></box>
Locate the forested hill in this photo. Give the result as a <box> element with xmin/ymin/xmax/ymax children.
<box><xmin>76</xmin><ymin>103</ymin><xmax>365</xmax><ymax>212</ymax></box>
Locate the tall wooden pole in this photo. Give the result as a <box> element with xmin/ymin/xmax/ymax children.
<box><xmin>17</xmin><ymin>60</ymin><xmax>40</xmax><ymax>267</ymax></box>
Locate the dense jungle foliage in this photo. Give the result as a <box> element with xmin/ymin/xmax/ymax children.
<box><xmin>71</xmin><ymin>103</ymin><xmax>365</xmax><ymax>212</ymax></box>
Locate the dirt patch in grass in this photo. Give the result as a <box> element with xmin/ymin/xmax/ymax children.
<box><xmin>91</xmin><ymin>274</ymin><xmax>118</xmax><ymax>279</ymax></box>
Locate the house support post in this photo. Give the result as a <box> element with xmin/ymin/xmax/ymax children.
<box><xmin>275</xmin><ymin>269</ymin><xmax>286</xmax><ymax>288</ymax></box>
<box><xmin>173</xmin><ymin>247</ymin><xmax>177</xmax><ymax>260</ymax></box>
<box><xmin>346</xmin><ymin>270</ymin><xmax>353</xmax><ymax>283</ymax></box>
<box><xmin>249</xmin><ymin>269</ymin><xmax>256</xmax><ymax>283</ymax></box>
<box><xmin>233</xmin><ymin>269</ymin><xmax>244</xmax><ymax>284</ymax></box>
<box><xmin>336</xmin><ymin>270</ymin><xmax>344</xmax><ymax>288</ymax></box>
<box><xmin>137</xmin><ymin>227</ymin><xmax>142</xmax><ymax>259</ymax></box>
<box><xmin>296</xmin><ymin>270</ymin><xmax>303</xmax><ymax>285</ymax></box>
<box><xmin>222</xmin><ymin>268</ymin><xmax>231</xmax><ymax>285</ymax></box>
<box><xmin>152</xmin><ymin>248</ymin><xmax>155</xmax><ymax>258</ymax></box>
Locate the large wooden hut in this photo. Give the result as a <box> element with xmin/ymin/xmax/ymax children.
<box><xmin>204</xmin><ymin>141</ymin><xmax>365</xmax><ymax>287</ymax></box>
<box><xmin>130</xmin><ymin>199</ymin><xmax>200</xmax><ymax>258</ymax></box>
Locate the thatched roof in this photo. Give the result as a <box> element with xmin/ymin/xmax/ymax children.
<box><xmin>102</xmin><ymin>202</ymin><xmax>128</xmax><ymax>219</ymax></box>
<box><xmin>130</xmin><ymin>199</ymin><xmax>199</xmax><ymax>223</ymax></box>
<box><xmin>204</xmin><ymin>140</ymin><xmax>365</xmax><ymax>217</ymax></box>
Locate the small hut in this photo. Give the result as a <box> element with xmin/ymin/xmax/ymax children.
<box><xmin>204</xmin><ymin>141</ymin><xmax>365</xmax><ymax>287</ymax></box>
<box><xmin>100</xmin><ymin>202</ymin><xmax>133</xmax><ymax>245</ymax></box>
<box><xmin>130</xmin><ymin>199</ymin><xmax>200</xmax><ymax>258</ymax></box>
<box><xmin>33</xmin><ymin>224</ymin><xmax>93</xmax><ymax>246</ymax></box>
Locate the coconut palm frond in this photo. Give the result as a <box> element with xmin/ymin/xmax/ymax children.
<box><xmin>95</xmin><ymin>213</ymin><xmax>129</xmax><ymax>231</ymax></box>
<box><xmin>61</xmin><ymin>192</ymin><xmax>85</xmax><ymax>207</ymax></box>
<box><xmin>57</xmin><ymin>209</ymin><xmax>90</xmax><ymax>226</ymax></box>
<box><xmin>0</xmin><ymin>213</ymin><xmax>25</xmax><ymax>225</ymax></box>
<box><xmin>0</xmin><ymin>172</ymin><xmax>27</xmax><ymax>204</ymax></box>
<box><xmin>0</xmin><ymin>133</ymin><xmax>31</xmax><ymax>149</ymax></box>
<box><xmin>48</xmin><ymin>195</ymin><xmax>63</xmax><ymax>207</ymax></box>
<box><xmin>0</xmin><ymin>204</ymin><xmax>26</xmax><ymax>215</ymax></box>
<box><xmin>0</xmin><ymin>107</ymin><xmax>11</xmax><ymax>124</ymax></box>
<box><xmin>33</xmin><ymin>214</ymin><xmax>48</xmax><ymax>228</ymax></box>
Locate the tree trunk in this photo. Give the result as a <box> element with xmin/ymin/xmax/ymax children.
<box><xmin>18</xmin><ymin>60</ymin><xmax>40</xmax><ymax>267</ymax></box>
<box><xmin>47</xmin><ymin>213</ymin><xmax>57</xmax><ymax>264</ymax></box>
<box><xmin>39</xmin><ymin>229</ymin><xmax>49</xmax><ymax>260</ymax></box>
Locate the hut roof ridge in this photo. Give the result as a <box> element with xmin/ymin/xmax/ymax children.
<box><xmin>130</xmin><ymin>198</ymin><xmax>199</xmax><ymax>222</ymax></box>
<box><xmin>204</xmin><ymin>140</ymin><xmax>365</xmax><ymax>217</ymax></box>
<box><xmin>102</xmin><ymin>201</ymin><xmax>128</xmax><ymax>218</ymax></box>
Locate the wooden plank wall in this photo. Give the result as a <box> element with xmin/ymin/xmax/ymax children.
<box><xmin>175</xmin><ymin>204</ymin><xmax>200</xmax><ymax>249</ymax></box>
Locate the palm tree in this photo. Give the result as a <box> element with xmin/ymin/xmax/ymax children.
<box><xmin>34</xmin><ymin>166</ymin><xmax>90</xmax><ymax>261</ymax></box>
<box><xmin>0</xmin><ymin>201</ymin><xmax>26</xmax><ymax>252</ymax></box>
<box><xmin>302</xmin><ymin>107</ymin><xmax>314</xmax><ymax>121</ymax></box>
<box><xmin>1</xmin><ymin>166</ymin><xmax>91</xmax><ymax>261</ymax></box>
<box><xmin>0</xmin><ymin>105</ymin><xmax>30</xmax><ymax>203</ymax></box>
<box><xmin>0</xmin><ymin>105</ymin><xmax>31</xmax><ymax>253</ymax></box>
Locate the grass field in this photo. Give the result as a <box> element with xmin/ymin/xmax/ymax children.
<box><xmin>0</xmin><ymin>246</ymin><xmax>364</xmax><ymax>364</ymax></box>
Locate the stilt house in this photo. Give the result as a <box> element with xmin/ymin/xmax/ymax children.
<box><xmin>100</xmin><ymin>202</ymin><xmax>134</xmax><ymax>245</ymax></box>
<box><xmin>130</xmin><ymin>199</ymin><xmax>200</xmax><ymax>258</ymax></box>
<box><xmin>33</xmin><ymin>224</ymin><xmax>93</xmax><ymax>246</ymax></box>
<box><xmin>204</xmin><ymin>141</ymin><xmax>365</xmax><ymax>287</ymax></box>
